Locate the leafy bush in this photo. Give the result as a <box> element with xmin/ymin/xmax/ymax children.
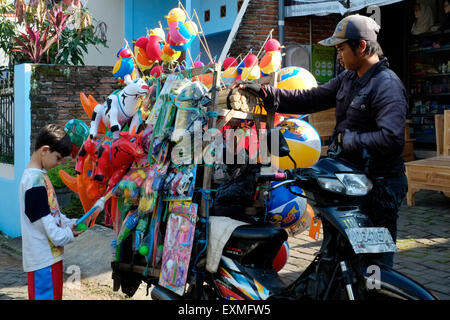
<box><xmin>46</xmin><ymin>161</ymin><xmax>75</xmax><ymax>189</ymax></box>
<box><xmin>1</xmin><ymin>1</ymin><xmax>107</xmax><ymax>66</ymax></box>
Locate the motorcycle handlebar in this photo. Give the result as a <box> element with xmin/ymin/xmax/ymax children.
<box><xmin>257</xmin><ymin>172</ymin><xmax>288</xmax><ymax>182</ymax></box>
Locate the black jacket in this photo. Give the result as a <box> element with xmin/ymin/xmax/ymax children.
<box><xmin>262</xmin><ymin>58</ymin><xmax>408</xmax><ymax>177</ymax></box>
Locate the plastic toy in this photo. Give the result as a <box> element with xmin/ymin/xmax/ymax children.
<box><xmin>64</xmin><ymin>119</ymin><xmax>89</xmax><ymax>158</ymax></box>
<box><xmin>241</xmin><ymin>53</ymin><xmax>260</xmax><ymax>80</ymax></box>
<box><xmin>146</xmin><ymin>28</ymin><xmax>165</xmax><ymax>65</ymax></box>
<box><xmin>161</xmin><ymin>43</ymin><xmax>181</xmax><ymax>64</ymax></box>
<box><xmin>115</xmin><ymin>210</ymin><xmax>140</xmax><ymax>262</ymax></box>
<box><xmin>221</xmin><ymin>56</ymin><xmax>239</xmax><ymax>86</ymax></box>
<box><xmin>165</xmin><ymin>7</ymin><xmax>198</xmax><ymax>51</ymax></box>
<box><xmin>113</xmin><ymin>47</ymin><xmax>136</xmax><ymax>84</ymax></box>
<box><xmin>267</xmin><ymin>181</ymin><xmax>307</xmax><ymax>228</ymax></box>
<box><xmin>134</xmin><ymin>37</ymin><xmax>153</xmax><ymax>71</ymax></box>
<box><xmin>272</xmin><ymin>241</ymin><xmax>289</xmax><ymax>272</ymax></box>
<box><xmin>260</xmin><ymin>38</ymin><xmax>283</xmax><ymax>76</ymax></box>
<box><xmin>277</xmin><ymin>66</ymin><xmax>318</xmax><ymax>91</ymax></box>
<box><xmin>75</xmin><ymin>131</ymin><xmax>145</xmax><ymax>192</ymax></box>
<box><xmin>79</xmin><ymin>92</ymin><xmax>106</xmax><ymax>136</ymax></box>
<box><xmin>272</xmin><ymin>118</ymin><xmax>321</xmax><ymax>169</ymax></box>
<box><xmin>89</xmin><ymin>78</ymin><xmax>150</xmax><ymax>140</ymax></box>
<box><xmin>159</xmin><ymin>201</ymin><xmax>198</xmax><ymax>295</ymax></box>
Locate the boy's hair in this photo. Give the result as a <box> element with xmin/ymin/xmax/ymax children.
<box><xmin>35</xmin><ymin>124</ymin><xmax>72</xmax><ymax>157</ymax></box>
<box><xmin>346</xmin><ymin>39</ymin><xmax>384</xmax><ymax>58</ymax></box>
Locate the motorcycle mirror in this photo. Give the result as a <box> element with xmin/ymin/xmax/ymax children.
<box><xmin>267</xmin><ymin>128</ymin><xmax>291</xmax><ymax>158</ymax></box>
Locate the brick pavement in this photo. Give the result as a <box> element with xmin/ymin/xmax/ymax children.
<box><xmin>0</xmin><ymin>191</ymin><xmax>448</xmax><ymax>300</ymax></box>
<box><xmin>279</xmin><ymin>190</ymin><xmax>450</xmax><ymax>300</ymax></box>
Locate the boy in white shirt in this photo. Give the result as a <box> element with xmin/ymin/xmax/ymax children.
<box><xmin>19</xmin><ymin>123</ymin><xmax>84</xmax><ymax>300</ymax></box>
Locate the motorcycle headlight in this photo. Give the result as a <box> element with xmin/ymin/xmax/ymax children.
<box><xmin>317</xmin><ymin>174</ymin><xmax>372</xmax><ymax>196</ymax></box>
<box><xmin>336</xmin><ymin>173</ymin><xmax>373</xmax><ymax>196</ymax></box>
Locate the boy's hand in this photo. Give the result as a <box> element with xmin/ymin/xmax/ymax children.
<box><xmin>71</xmin><ymin>224</ymin><xmax>85</xmax><ymax>237</ymax></box>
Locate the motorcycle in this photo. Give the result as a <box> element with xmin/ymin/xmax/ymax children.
<box><xmin>149</xmin><ymin>129</ymin><xmax>439</xmax><ymax>301</ymax></box>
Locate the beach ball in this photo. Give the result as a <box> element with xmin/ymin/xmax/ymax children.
<box><xmin>273</xmin><ymin>241</ymin><xmax>289</xmax><ymax>272</ymax></box>
<box><xmin>286</xmin><ymin>203</ymin><xmax>315</xmax><ymax>237</ymax></box>
<box><xmin>65</xmin><ymin>119</ymin><xmax>89</xmax><ymax>147</ymax></box>
<box><xmin>267</xmin><ymin>181</ymin><xmax>307</xmax><ymax>228</ymax></box>
<box><xmin>277</xmin><ymin>66</ymin><xmax>317</xmax><ymax>90</ymax></box>
<box><xmin>272</xmin><ymin>118</ymin><xmax>321</xmax><ymax>169</ymax></box>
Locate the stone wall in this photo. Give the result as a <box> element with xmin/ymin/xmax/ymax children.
<box><xmin>228</xmin><ymin>0</ymin><xmax>340</xmax><ymax>58</ymax></box>
<box><xmin>29</xmin><ymin>64</ymin><xmax>119</xmax><ymax>152</ymax></box>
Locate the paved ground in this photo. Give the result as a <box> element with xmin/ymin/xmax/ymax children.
<box><xmin>0</xmin><ymin>190</ymin><xmax>448</xmax><ymax>300</ymax></box>
<box><xmin>279</xmin><ymin>189</ymin><xmax>450</xmax><ymax>300</ymax></box>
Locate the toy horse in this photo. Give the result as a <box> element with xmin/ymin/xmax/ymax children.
<box><xmin>75</xmin><ymin>131</ymin><xmax>145</xmax><ymax>192</ymax></box>
<box><xmin>89</xmin><ymin>78</ymin><xmax>150</xmax><ymax>140</ymax></box>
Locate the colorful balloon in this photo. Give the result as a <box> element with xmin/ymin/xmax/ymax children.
<box><xmin>272</xmin><ymin>118</ymin><xmax>321</xmax><ymax>169</ymax></box>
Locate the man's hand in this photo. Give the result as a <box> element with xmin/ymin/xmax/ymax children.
<box><xmin>235</xmin><ymin>81</ymin><xmax>262</xmax><ymax>97</ymax></box>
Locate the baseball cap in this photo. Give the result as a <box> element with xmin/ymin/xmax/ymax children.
<box><xmin>319</xmin><ymin>14</ymin><xmax>380</xmax><ymax>46</ymax></box>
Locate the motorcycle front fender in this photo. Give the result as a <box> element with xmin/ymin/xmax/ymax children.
<box><xmin>363</xmin><ymin>265</ymin><xmax>439</xmax><ymax>300</ymax></box>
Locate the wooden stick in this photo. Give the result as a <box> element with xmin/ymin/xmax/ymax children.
<box><xmin>192</xmin><ymin>9</ymin><xmax>214</xmax><ymax>63</ymax></box>
<box><xmin>124</xmin><ymin>38</ymin><xmax>142</xmax><ymax>78</ymax></box>
<box><xmin>242</xmin><ymin>29</ymin><xmax>273</xmax><ymax>81</ymax></box>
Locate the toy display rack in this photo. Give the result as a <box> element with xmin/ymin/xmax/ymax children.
<box><xmin>196</xmin><ymin>63</ymin><xmax>278</xmax><ymax>218</ymax></box>
<box><xmin>112</xmin><ymin>63</ymin><xmax>278</xmax><ymax>278</ymax></box>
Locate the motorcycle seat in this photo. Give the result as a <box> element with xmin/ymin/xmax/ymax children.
<box><xmin>230</xmin><ymin>224</ymin><xmax>288</xmax><ymax>242</ymax></box>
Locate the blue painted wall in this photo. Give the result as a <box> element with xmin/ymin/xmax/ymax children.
<box><xmin>124</xmin><ymin>0</ymin><xmax>237</xmax><ymax>66</ymax></box>
<box><xmin>0</xmin><ymin>64</ymin><xmax>32</xmax><ymax>237</ymax></box>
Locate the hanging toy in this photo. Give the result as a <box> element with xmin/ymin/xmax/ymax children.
<box><xmin>146</xmin><ymin>27</ymin><xmax>165</xmax><ymax>66</ymax></box>
<box><xmin>113</xmin><ymin>46</ymin><xmax>136</xmax><ymax>85</ymax></box>
<box><xmin>88</xmin><ymin>78</ymin><xmax>150</xmax><ymax>140</ymax></box>
<box><xmin>241</xmin><ymin>53</ymin><xmax>261</xmax><ymax>80</ymax></box>
<box><xmin>64</xmin><ymin>118</ymin><xmax>89</xmax><ymax>159</ymax></box>
<box><xmin>161</xmin><ymin>42</ymin><xmax>181</xmax><ymax>64</ymax></box>
<box><xmin>260</xmin><ymin>38</ymin><xmax>283</xmax><ymax>76</ymax></box>
<box><xmin>221</xmin><ymin>56</ymin><xmax>239</xmax><ymax>86</ymax></box>
<box><xmin>134</xmin><ymin>36</ymin><xmax>154</xmax><ymax>71</ymax></box>
<box><xmin>166</xmin><ymin>7</ymin><xmax>198</xmax><ymax>51</ymax></box>
<box><xmin>150</xmin><ymin>65</ymin><xmax>165</xmax><ymax>79</ymax></box>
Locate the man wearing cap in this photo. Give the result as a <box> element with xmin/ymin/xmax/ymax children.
<box><xmin>239</xmin><ymin>14</ymin><xmax>408</xmax><ymax>268</ymax></box>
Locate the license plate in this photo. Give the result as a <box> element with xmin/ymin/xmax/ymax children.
<box><xmin>345</xmin><ymin>227</ymin><xmax>397</xmax><ymax>254</ymax></box>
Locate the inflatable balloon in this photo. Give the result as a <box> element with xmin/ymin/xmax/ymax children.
<box><xmin>223</xmin><ymin>56</ymin><xmax>238</xmax><ymax>70</ymax></box>
<box><xmin>64</xmin><ymin>119</ymin><xmax>89</xmax><ymax>158</ymax></box>
<box><xmin>161</xmin><ymin>43</ymin><xmax>181</xmax><ymax>64</ymax></box>
<box><xmin>273</xmin><ymin>66</ymin><xmax>318</xmax><ymax>123</ymax></box>
<box><xmin>150</xmin><ymin>65</ymin><xmax>164</xmax><ymax>79</ymax></box>
<box><xmin>221</xmin><ymin>56</ymin><xmax>239</xmax><ymax>86</ymax></box>
<box><xmin>146</xmin><ymin>32</ymin><xmax>164</xmax><ymax>65</ymax></box>
<box><xmin>113</xmin><ymin>47</ymin><xmax>135</xmax><ymax>84</ymax></box>
<box><xmin>134</xmin><ymin>37</ymin><xmax>154</xmax><ymax>71</ymax></box>
<box><xmin>241</xmin><ymin>53</ymin><xmax>260</xmax><ymax>80</ymax></box>
<box><xmin>267</xmin><ymin>181</ymin><xmax>307</xmax><ymax>228</ymax></box>
<box><xmin>286</xmin><ymin>203</ymin><xmax>316</xmax><ymax>237</ymax></box>
<box><xmin>277</xmin><ymin>66</ymin><xmax>318</xmax><ymax>91</ymax></box>
<box><xmin>272</xmin><ymin>118</ymin><xmax>321</xmax><ymax>169</ymax></box>
<box><xmin>273</xmin><ymin>241</ymin><xmax>289</xmax><ymax>272</ymax></box>
<box><xmin>193</xmin><ymin>60</ymin><xmax>204</xmax><ymax>68</ymax></box>
<box><xmin>260</xmin><ymin>39</ymin><xmax>282</xmax><ymax>76</ymax></box>
<box><xmin>166</xmin><ymin>7</ymin><xmax>197</xmax><ymax>51</ymax></box>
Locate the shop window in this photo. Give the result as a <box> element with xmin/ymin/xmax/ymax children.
<box><xmin>204</xmin><ymin>9</ymin><xmax>210</xmax><ymax>22</ymax></box>
<box><xmin>237</xmin><ymin>0</ymin><xmax>244</xmax><ymax>12</ymax></box>
<box><xmin>220</xmin><ymin>5</ymin><xmax>226</xmax><ymax>18</ymax></box>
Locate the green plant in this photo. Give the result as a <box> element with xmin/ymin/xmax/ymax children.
<box><xmin>4</xmin><ymin>1</ymin><xmax>107</xmax><ymax>66</ymax></box>
<box><xmin>51</xmin><ymin>25</ymin><xmax>107</xmax><ymax>66</ymax></box>
<box><xmin>47</xmin><ymin>161</ymin><xmax>75</xmax><ymax>189</ymax></box>
<box><xmin>11</xmin><ymin>24</ymin><xmax>56</xmax><ymax>63</ymax></box>
<box><xmin>0</xmin><ymin>3</ymin><xmax>19</xmax><ymax>65</ymax></box>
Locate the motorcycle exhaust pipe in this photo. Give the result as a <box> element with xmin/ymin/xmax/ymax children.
<box><xmin>151</xmin><ymin>285</ymin><xmax>183</xmax><ymax>300</ymax></box>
